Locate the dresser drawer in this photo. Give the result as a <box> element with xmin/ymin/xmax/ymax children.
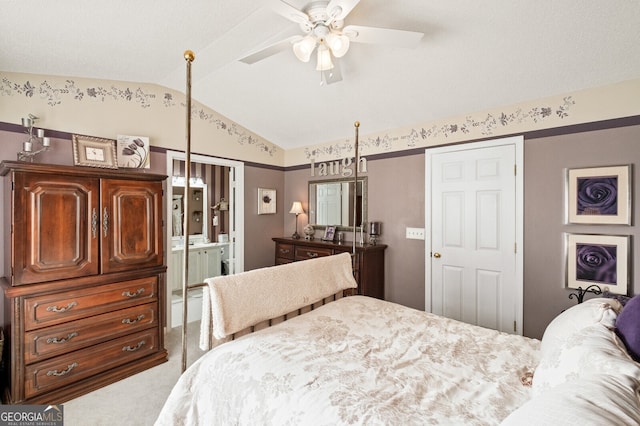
<box><xmin>24</xmin><ymin>329</ymin><xmax>159</xmax><ymax>398</ymax></box>
<box><xmin>24</xmin><ymin>302</ymin><xmax>158</xmax><ymax>364</ymax></box>
<box><xmin>295</xmin><ymin>246</ymin><xmax>333</xmax><ymax>261</ymax></box>
<box><xmin>24</xmin><ymin>276</ymin><xmax>158</xmax><ymax>331</ymax></box>
<box><xmin>275</xmin><ymin>243</ymin><xmax>295</xmax><ymax>260</ymax></box>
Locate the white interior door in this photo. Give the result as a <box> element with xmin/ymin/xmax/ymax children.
<box><xmin>425</xmin><ymin>136</ymin><xmax>523</xmax><ymax>334</ymax></box>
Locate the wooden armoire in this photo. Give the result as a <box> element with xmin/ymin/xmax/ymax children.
<box><xmin>0</xmin><ymin>161</ymin><xmax>168</xmax><ymax>404</ymax></box>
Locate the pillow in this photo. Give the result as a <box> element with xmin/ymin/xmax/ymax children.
<box><xmin>616</xmin><ymin>294</ymin><xmax>640</xmax><ymax>362</ymax></box>
<box><xmin>539</xmin><ymin>297</ymin><xmax>622</xmax><ymax>356</ymax></box>
<box><xmin>602</xmin><ymin>290</ymin><xmax>632</xmax><ymax>306</ymax></box>
<box><xmin>502</xmin><ymin>374</ymin><xmax>640</xmax><ymax>426</ymax></box>
<box><xmin>533</xmin><ymin>323</ymin><xmax>640</xmax><ymax>397</ymax></box>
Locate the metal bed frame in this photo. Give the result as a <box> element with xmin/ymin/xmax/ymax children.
<box><xmin>179</xmin><ymin>51</ymin><xmax>361</xmax><ymax>373</ymax></box>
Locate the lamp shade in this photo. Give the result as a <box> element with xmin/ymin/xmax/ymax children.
<box><xmin>315</xmin><ymin>44</ymin><xmax>334</xmax><ymax>71</ymax></box>
<box><xmin>289</xmin><ymin>201</ymin><xmax>305</xmax><ymax>215</ymax></box>
<box><xmin>326</xmin><ymin>33</ymin><xmax>350</xmax><ymax>58</ymax></box>
<box><xmin>293</xmin><ymin>36</ymin><xmax>316</xmax><ymax>62</ymax></box>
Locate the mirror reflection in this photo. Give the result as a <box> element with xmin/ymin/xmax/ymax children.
<box><xmin>308</xmin><ymin>177</ymin><xmax>367</xmax><ymax>231</ymax></box>
<box><xmin>171</xmin><ymin>176</ymin><xmax>208</xmax><ymax>238</ymax></box>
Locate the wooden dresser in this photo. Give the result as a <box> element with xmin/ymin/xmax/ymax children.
<box><xmin>0</xmin><ymin>161</ymin><xmax>168</xmax><ymax>404</ymax></box>
<box><xmin>272</xmin><ymin>237</ymin><xmax>387</xmax><ymax>299</ymax></box>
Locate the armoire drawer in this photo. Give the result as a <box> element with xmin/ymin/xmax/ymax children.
<box><xmin>24</xmin><ymin>276</ymin><xmax>158</xmax><ymax>331</ymax></box>
<box><xmin>24</xmin><ymin>302</ymin><xmax>158</xmax><ymax>364</ymax></box>
<box><xmin>294</xmin><ymin>246</ymin><xmax>333</xmax><ymax>261</ymax></box>
<box><xmin>24</xmin><ymin>329</ymin><xmax>159</xmax><ymax>399</ymax></box>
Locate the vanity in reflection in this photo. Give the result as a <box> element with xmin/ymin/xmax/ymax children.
<box><xmin>170</xmin><ymin>177</ymin><xmax>229</xmax><ymax>327</ymax></box>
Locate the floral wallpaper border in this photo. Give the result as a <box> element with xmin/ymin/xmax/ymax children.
<box><xmin>1</xmin><ymin>76</ymin><xmax>577</xmax><ymax>162</ymax></box>
<box><xmin>0</xmin><ymin>76</ymin><xmax>279</xmax><ymax>157</ymax></box>
<box><xmin>304</xmin><ymin>96</ymin><xmax>576</xmax><ymax>160</ymax></box>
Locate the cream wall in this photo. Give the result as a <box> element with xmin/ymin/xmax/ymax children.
<box><xmin>0</xmin><ymin>72</ymin><xmax>284</xmax><ymax>166</ymax></box>
<box><xmin>1</xmin><ymin>72</ymin><xmax>639</xmax><ymax>167</ymax></box>
<box><xmin>284</xmin><ymin>79</ymin><xmax>640</xmax><ymax>166</ymax></box>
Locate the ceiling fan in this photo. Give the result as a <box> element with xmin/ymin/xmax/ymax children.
<box><xmin>238</xmin><ymin>0</ymin><xmax>424</xmax><ymax>84</ymax></box>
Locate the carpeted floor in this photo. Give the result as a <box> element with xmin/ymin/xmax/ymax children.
<box><xmin>63</xmin><ymin>321</ymin><xmax>206</xmax><ymax>426</ymax></box>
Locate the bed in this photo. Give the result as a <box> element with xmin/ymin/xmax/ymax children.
<box><xmin>155</xmin><ymin>253</ymin><xmax>640</xmax><ymax>426</ymax></box>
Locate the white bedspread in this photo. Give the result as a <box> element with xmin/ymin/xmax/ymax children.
<box><xmin>156</xmin><ymin>296</ymin><xmax>540</xmax><ymax>426</ymax></box>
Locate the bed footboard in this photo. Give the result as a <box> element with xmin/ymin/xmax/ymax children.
<box><xmin>200</xmin><ymin>253</ymin><xmax>357</xmax><ymax>350</ymax></box>
<box><xmin>206</xmin><ymin>290</ymin><xmax>346</xmax><ymax>347</ymax></box>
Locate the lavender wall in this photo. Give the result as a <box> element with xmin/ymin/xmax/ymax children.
<box><xmin>523</xmin><ymin>124</ymin><xmax>640</xmax><ymax>338</ymax></box>
<box><xmin>283</xmin><ymin>155</ymin><xmax>426</xmax><ymax>310</ymax></box>
<box><xmin>243</xmin><ymin>165</ymin><xmax>285</xmax><ymax>271</ymax></box>
<box><xmin>1</xmin><ymin>121</ymin><xmax>639</xmax><ymax>339</ymax></box>
<box><xmin>281</xmin><ymin>122</ymin><xmax>640</xmax><ymax>339</ymax></box>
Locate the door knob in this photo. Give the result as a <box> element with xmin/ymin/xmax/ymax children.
<box><xmin>433</xmin><ymin>252</ymin><xmax>441</xmax><ymax>258</ymax></box>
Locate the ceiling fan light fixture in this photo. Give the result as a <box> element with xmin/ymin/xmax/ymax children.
<box><xmin>316</xmin><ymin>44</ymin><xmax>334</xmax><ymax>71</ymax></box>
<box><xmin>293</xmin><ymin>36</ymin><xmax>317</xmax><ymax>62</ymax></box>
<box><xmin>326</xmin><ymin>33</ymin><xmax>350</xmax><ymax>58</ymax></box>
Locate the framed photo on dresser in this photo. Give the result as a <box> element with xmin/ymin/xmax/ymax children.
<box><xmin>322</xmin><ymin>225</ymin><xmax>336</xmax><ymax>241</ymax></box>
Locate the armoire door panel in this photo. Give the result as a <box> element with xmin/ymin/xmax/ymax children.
<box><xmin>13</xmin><ymin>173</ymin><xmax>99</xmax><ymax>285</ymax></box>
<box><xmin>101</xmin><ymin>179</ymin><xmax>163</xmax><ymax>273</ymax></box>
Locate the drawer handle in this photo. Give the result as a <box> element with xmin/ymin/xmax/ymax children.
<box><xmin>103</xmin><ymin>207</ymin><xmax>109</xmax><ymax>237</ymax></box>
<box><xmin>47</xmin><ymin>362</ymin><xmax>78</xmax><ymax>377</ymax></box>
<box><xmin>91</xmin><ymin>208</ymin><xmax>98</xmax><ymax>239</ymax></box>
<box><xmin>306</xmin><ymin>251</ymin><xmax>318</xmax><ymax>258</ymax></box>
<box><xmin>47</xmin><ymin>332</ymin><xmax>79</xmax><ymax>344</ymax></box>
<box><xmin>122</xmin><ymin>314</ymin><xmax>145</xmax><ymax>325</ymax></box>
<box><xmin>46</xmin><ymin>301</ymin><xmax>78</xmax><ymax>313</ymax></box>
<box><xmin>279</xmin><ymin>249</ymin><xmax>290</xmax><ymax>254</ymax></box>
<box><xmin>122</xmin><ymin>288</ymin><xmax>145</xmax><ymax>298</ymax></box>
<box><xmin>122</xmin><ymin>341</ymin><xmax>146</xmax><ymax>352</ymax></box>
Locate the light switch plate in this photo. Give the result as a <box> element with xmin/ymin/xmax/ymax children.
<box><xmin>406</xmin><ymin>227</ymin><xmax>425</xmax><ymax>240</ymax></box>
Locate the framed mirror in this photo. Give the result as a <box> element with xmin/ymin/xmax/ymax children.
<box><xmin>308</xmin><ymin>177</ymin><xmax>367</xmax><ymax>232</ymax></box>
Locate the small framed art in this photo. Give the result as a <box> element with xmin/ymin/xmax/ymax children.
<box><xmin>258</xmin><ymin>188</ymin><xmax>276</xmax><ymax>214</ymax></box>
<box><xmin>566</xmin><ymin>165</ymin><xmax>631</xmax><ymax>225</ymax></box>
<box><xmin>322</xmin><ymin>225</ymin><xmax>336</xmax><ymax>241</ymax></box>
<box><xmin>565</xmin><ymin>233</ymin><xmax>629</xmax><ymax>295</ymax></box>
<box><xmin>72</xmin><ymin>135</ymin><xmax>118</xmax><ymax>169</ymax></box>
<box><xmin>117</xmin><ymin>134</ymin><xmax>150</xmax><ymax>169</ymax></box>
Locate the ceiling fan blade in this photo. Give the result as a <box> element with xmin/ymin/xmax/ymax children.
<box><xmin>343</xmin><ymin>25</ymin><xmax>424</xmax><ymax>48</ymax></box>
<box><xmin>323</xmin><ymin>59</ymin><xmax>343</xmax><ymax>85</ymax></box>
<box><xmin>271</xmin><ymin>0</ymin><xmax>311</xmax><ymax>27</ymax></box>
<box><xmin>238</xmin><ymin>35</ymin><xmax>301</xmax><ymax>64</ymax></box>
<box><xmin>326</xmin><ymin>0</ymin><xmax>361</xmax><ymax>21</ymax></box>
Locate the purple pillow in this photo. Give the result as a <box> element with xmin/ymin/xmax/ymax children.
<box><xmin>615</xmin><ymin>294</ymin><xmax>640</xmax><ymax>362</ymax></box>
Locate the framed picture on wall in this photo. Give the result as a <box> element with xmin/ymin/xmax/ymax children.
<box><xmin>72</xmin><ymin>135</ymin><xmax>118</xmax><ymax>169</ymax></box>
<box><xmin>565</xmin><ymin>233</ymin><xmax>629</xmax><ymax>295</ymax></box>
<box><xmin>117</xmin><ymin>134</ymin><xmax>150</xmax><ymax>169</ymax></box>
<box><xmin>257</xmin><ymin>188</ymin><xmax>276</xmax><ymax>214</ymax></box>
<box><xmin>566</xmin><ymin>165</ymin><xmax>631</xmax><ymax>224</ymax></box>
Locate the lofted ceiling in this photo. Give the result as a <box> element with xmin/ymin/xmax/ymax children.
<box><xmin>2</xmin><ymin>0</ymin><xmax>640</xmax><ymax>150</ymax></box>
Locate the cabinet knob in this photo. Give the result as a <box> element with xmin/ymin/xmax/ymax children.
<box><xmin>433</xmin><ymin>252</ymin><xmax>441</xmax><ymax>258</ymax></box>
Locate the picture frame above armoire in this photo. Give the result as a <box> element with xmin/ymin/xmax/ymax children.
<box><xmin>72</xmin><ymin>134</ymin><xmax>118</xmax><ymax>169</ymax></box>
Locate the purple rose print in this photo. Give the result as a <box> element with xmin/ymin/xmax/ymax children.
<box><xmin>576</xmin><ymin>243</ymin><xmax>617</xmax><ymax>285</ymax></box>
<box><xmin>576</xmin><ymin>176</ymin><xmax>618</xmax><ymax>215</ymax></box>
